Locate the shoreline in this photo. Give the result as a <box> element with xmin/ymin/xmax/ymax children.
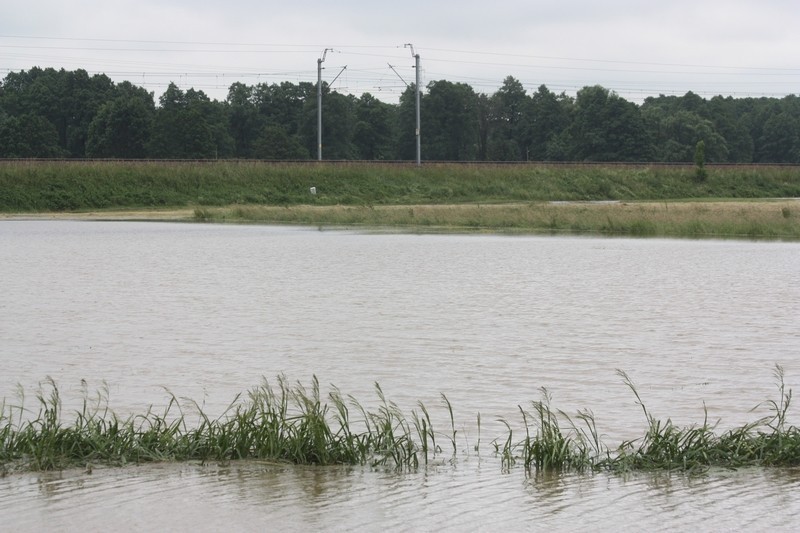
<box><xmin>2</xmin><ymin>199</ymin><xmax>799</xmax><ymax>240</ymax></box>
<box><xmin>0</xmin><ymin>209</ymin><xmax>196</xmax><ymax>221</ymax></box>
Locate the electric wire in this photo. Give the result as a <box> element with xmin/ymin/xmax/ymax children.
<box><xmin>1</xmin><ymin>35</ymin><xmax>798</xmax><ymax>104</ymax></box>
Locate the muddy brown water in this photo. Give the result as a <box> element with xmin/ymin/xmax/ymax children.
<box><xmin>1</xmin><ymin>221</ymin><xmax>799</xmax><ymax>531</ymax></box>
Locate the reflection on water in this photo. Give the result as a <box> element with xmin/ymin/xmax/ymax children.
<box><xmin>2</xmin><ymin>461</ymin><xmax>800</xmax><ymax>532</ymax></box>
<box><xmin>1</xmin><ymin>221</ymin><xmax>799</xmax><ymax>531</ymax></box>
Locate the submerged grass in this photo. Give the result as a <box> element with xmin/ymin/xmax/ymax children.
<box><xmin>2</xmin><ymin>366</ymin><xmax>800</xmax><ymax>475</ymax></box>
<box><xmin>0</xmin><ymin>376</ymin><xmax>448</xmax><ymax>473</ymax></box>
<box><xmin>609</xmin><ymin>367</ymin><xmax>800</xmax><ymax>472</ymax></box>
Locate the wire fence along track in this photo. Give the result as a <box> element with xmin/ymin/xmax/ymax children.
<box><xmin>0</xmin><ymin>158</ymin><xmax>799</xmax><ymax>169</ymax></box>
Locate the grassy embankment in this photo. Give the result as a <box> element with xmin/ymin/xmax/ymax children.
<box><xmin>1</xmin><ymin>160</ymin><xmax>799</xmax><ymax>238</ymax></box>
<box><xmin>2</xmin><ymin>367</ymin><xmax>798</xmax><ymax>474</ymax></box>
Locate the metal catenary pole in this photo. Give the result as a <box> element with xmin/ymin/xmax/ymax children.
<box><xmin>415</xmin><ymin>51</ymin><xmax>421</xmax><ymax>166</ymax></box>
<box><xmin>406</xmin><ymin>44</ymin><xmax>421</xmax><ymax>166</ymax></box>
<box><xmin>317</xmin><ymin>48</ymin><xmax>332</xmax><ymax>161</ymax></box>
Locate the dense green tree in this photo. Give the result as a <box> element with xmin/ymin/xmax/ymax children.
<box><xmin>188</xmin><ymin>88</ymin><xmax>234</xmax><ymax>158</ymax></box>
<box><xmin>148</xmin><ymin>84</ymin><xmax>211</xmax><ymax>158</ymax></box>
<box><xmin>423</xmin><ymin>80</ymin><xmax>479</xmax><ymax>160</ymax></box>
<box><xmin>707</xmin><ymin>96</ymin><xmax>753</xmax><ymax>162</ymax></box>
<box><xmin>569</xmin><ymin>85</ymin><xmax>649</xmax><ymax>161</ymax></box>
<box><xmin>353</xmin><ymin>93</ymin><xmax>396</xmax><ymax>159</ymax></box>
<box><xmin>61</xmin><ymin>69</ymin><xmax>116</xmax><ymax>156</ymax></box>
<box><xmin>529</xmin><ymin>85</ymin><xmax>573</xmax><ymax>160</ymax></box>
<box><xmin>0</xmin><ymin>67</ymin><xmax>114</xmax><ymax>157</ymax></box>
<box><xmin>253</xmin><ymin>81</ymin><xmax>315</xmax><ymax>137</ymax></box>
<box><xmin>757</xmin><ymin>111</ymin><xmax>800</xmax><ymax>163</ymax></box>
<box><xmin>226</xmin><ymin>82</ymin><xmax>264</xmax><ymax>158</ymax></box>
<box><xmin>486</xmin><ymin>76</ymin><xmax>531</xmax><ymax>160</ymax></box>
<box><xmin>4</xmin><ymin>67</ymin><xmax>800</xmax><ymax>163</ymax></box>
<box><xmin>252</xmin><ymin>124</ymin><xmax>309</xmax><ymax>159</ymax></box>
<box><xmin>148</xmin><ymin>83</ymin><xmax>233</xmax><ymax>158</ymax></box>
<box><xmin>0</xmin><ymin>112</ymin><xmax>65</xmax><ymax>157</ymax></box>
<box><xmin>694</xmin><ymin>140</ymin><xmax>708</xmax><ymax>181</ymax></box>
<box><xmin>86</xmin><ymin>85</ymin><xmax>154</xmax><ymax>158</ymax></box>
<box><xmin>642</xmin><ymin>107</ymin><xmax>728</xmax><ymax>162</ymax></box>
<box><xmin>738</xmin><ymin>97</ymin><xmax>771</xmax><ymax>151</ymax></box>
<box><xmin>299</xmin><ymin>90</ymin><xmax>358</xmax><ymax>159</ymax></box>
<box><xmin>394</xmin><ymin>85</ymin><xmax>419</xmax><ymax>160</ymax></box>
<box><xmin>475</xmin><ymin>93</ymin><xmax>492</xmax><ymax>160</ymax></box>
<box><xmin>486</xmin><ymin>76</ymin><xmax>531</xmax><ymax>161</ymax></box>
<box><xmin>0</xmin><ymin>68</ymin><xmax>64</xmax><ymax>140</ymax></box>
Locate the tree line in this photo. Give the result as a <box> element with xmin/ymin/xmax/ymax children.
<box><xmin>1</xmin><ymin>67</ymin><xmax>799</xmax><ymax>163</ymax></box>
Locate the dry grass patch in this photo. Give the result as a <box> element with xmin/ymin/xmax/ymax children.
<box><xmin>6</xmin><ymin>201</ymin><xmax>796</xmax><ymax>239</ymax></box>
<box><xmin>195</xmin><ymin>200</ymin><xmax>800</xmax><ymax>239</ymax></box>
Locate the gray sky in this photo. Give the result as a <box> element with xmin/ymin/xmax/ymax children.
<box><xmin>2</xmin><ymin>0</ymin><xmax>799</xmax><ymax>103</ymax></box>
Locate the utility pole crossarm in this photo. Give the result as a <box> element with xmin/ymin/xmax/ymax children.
<box><xmin>387</xmin><ymin>63</ymin><xmax>409</xmax><ymax>87</ymax></box>
<box><xmin>330</xmin><ymin>65</ymin><xmax>347</xmax><ymax>87</ymax></box>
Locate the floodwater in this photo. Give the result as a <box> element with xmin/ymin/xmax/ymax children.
<box><xmin>1</xmin><ymin>220</ymin><xmax>799</xmax><ymax>531</ymax></box>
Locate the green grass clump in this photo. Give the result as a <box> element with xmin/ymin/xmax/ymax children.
<box><xmin>609</xmin><ymin>367</ymin><xmax>800</xmax><ymax>472</ymax></box>
<box><xmin>491</xmin><ymin>366</ymin><xmax>800</xmax><ymax>474</ymax></box>
<box><xmin>483</xmin><ymin>365</ymin><xmax>800</xmax><ymax>474</ymax></box>
<box><xmin>2</xmin><ymin>366</ymin><xmax>800</xmax><ymax>475</ymax></box>
<box><xmin>493</xmin><ymin>391</ymin><xmax>604</xmax><ymax>473</ymax></box>
<box><xmin>0</xmin><ymin>376</ymin><xmax>450</xmax><ymax>473</ymax></box>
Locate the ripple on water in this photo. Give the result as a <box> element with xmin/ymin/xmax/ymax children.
<box><xmin>3</xmin><ymin>463</ymin><xmax>800</xmax><ymax>532</ymax></box>
<box><xmin>1</xmin><ymin>222</ymin><xmax>799</xmax><ymax>531</ymax></box>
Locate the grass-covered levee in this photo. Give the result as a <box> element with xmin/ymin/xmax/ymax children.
<box><xmin>3</xmin><ymin>160</ymin><xmax>799</xmax><ymax>239</ymax></box>
<box><xmin>2</xmin><ymin>160</ymin><xmax>800</xmax><ymax>211</ymax></box>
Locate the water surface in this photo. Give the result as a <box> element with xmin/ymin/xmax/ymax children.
<box><xmin>1</xmin><ymin>221</ymin><xmax>799</xmax><ymax>531</ymax></box>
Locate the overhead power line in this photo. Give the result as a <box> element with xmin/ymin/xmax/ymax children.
<box><xmin>2</xmin><ymin>35</ymin><xmax>798</xmax><ymax>104</ymax></box>
<box><xmin>3</xmin><ymin>35</ymin><xmax>798</xmax><ymax>72</ymax></box>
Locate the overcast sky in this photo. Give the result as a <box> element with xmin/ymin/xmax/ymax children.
<box><xmin>2</xmin><ymin>0</ymin><xmax>799</xmax><ymax>103</ymax></box>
